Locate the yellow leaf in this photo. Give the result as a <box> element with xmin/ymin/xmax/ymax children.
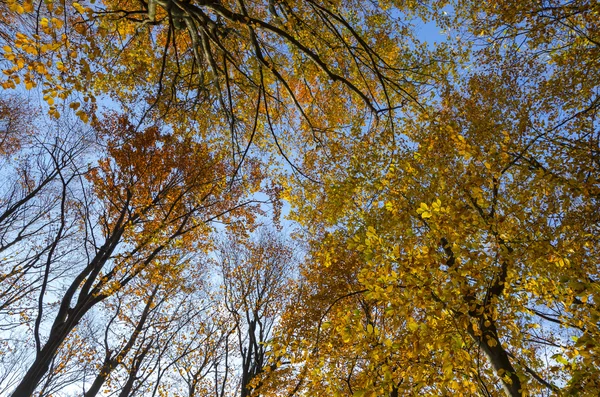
<box><xmin>24</xmin><ymin>46</ymin><xmax>37</xmax><ymax>55</ymax></box>
<box><xmin>23</xmin><ymin>0</ymin><xmax>34</xmax><ymax>12</ymax></box>
<box><xmin>443</xmin><ymin>363</ymin><xmax>453</xmax><ymax>378</ymax></box>
<box><xmin>407</xmin><ymin>317</ymin><xmax>419</xmax><ymax>332</ymax></box>
<box><xmin>73</xmin><ymin>2</ymin><xmax>85</xmax><ymax>13</ymax></box>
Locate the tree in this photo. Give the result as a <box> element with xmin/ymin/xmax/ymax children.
<box><xmin>1</xmin><ymin>0</ymin><xmax>442</xmax><ymax>178</ymax></box>
<box><xmin>1</xmin><ymin>111</ymin><xmax>262</xmax><ymax>397</ymax></box>
<box><xmin>82</xmin><ymin>276</ymin><xmax>221</xmax><ymax>397</ymax></box>
<box><xmin>0</xmin><ymin>97</ymin><xmax>77</xmax><ymax>320</ymax></box>
<box><xmin>1</xmin><ymin>0</ymin><xmax>598</xmax><ymax>396</ymax></box>
<box><xmin>0</xmin><ymin>103</ymin><xmax>95</xmax><ymax>397</ymax></box>
<box><xmin>272</xmin><ymin>1</ymin><xmax>600</xmax><ymax>395</ymax></box>
<box><xmin>214</xmin><ymin>227</ymin><xmax>294</xmax><ymax>397</ymax></box>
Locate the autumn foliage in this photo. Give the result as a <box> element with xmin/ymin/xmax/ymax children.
<box><xmin>0</xmin><ymin>0</ymin><xmax>599</xmax><ymax>396</ymax></box>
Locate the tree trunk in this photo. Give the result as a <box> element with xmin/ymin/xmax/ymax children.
<box><xmin>11</xmin><ymin>323</ymin><xmax>74</xmax><ymax>397</ymax></box>
<box><xmin>467</xmin><ymin>319</ymin><xmax>522</xmax><ymax>397</ymax></box>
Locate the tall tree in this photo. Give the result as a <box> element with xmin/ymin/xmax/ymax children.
<box><xmin>272</xmin><ymin>1</ymin><xmax>600</xmax><ymax>394</ymax></box>
<box><xmin>2</xmin><ymin>111</ymin><xmax>262</xmax><ymax>397</ymax></box>
<box><xmin>1</xmin><ymin>0</ymin><xmax>442</xmax><ymax>179</ymax></box>
<box><xmin>1</xmin><ymin>0</ymin><xmax>598</xmax><ymax>396</ymax></box>
<box><xmin>214</xmin><ymin>227</ymin><xmax>294</xmax><ymax>397</ymax></box>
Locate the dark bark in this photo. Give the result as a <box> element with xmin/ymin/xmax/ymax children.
<box><xmin>84</xmin><ymin>288</ymin><xmax>158</xmax><ymax>397</ymax></box>
<box><xmin>10</xmin><ymin>218</ymin><xmax>127</xmax><ymax>397</ymax></box>
<box><xmin>116</xmin><ymin>344</ymin><xmax>152</xmax><ymax>397</ymax></box>
<box><xmin>441</xmin><ymin>238</ymin><xmax>523</xmax><ymax>397</ymax></box>
<box><xmin>466</xmin><ymin>314</ymin><xmax>522</xmax><ymax>397</ymax></box>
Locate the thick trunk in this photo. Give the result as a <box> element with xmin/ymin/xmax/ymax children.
<box><xmin>84</xmin><ymin>356</ymin><xmax>113</xmax><ymax>397</ymax></box>
<box><xmin>467</xmin><ymin>317</ymin><xmax>522</xmax><ymax>397</ymax></box>
<box><xmin>11</xmin><ymin>218</ymin><xmax>127</xmax><ymax>396</ymax></box>
<box><xmin>442</xmin><ymin>238</ymin><xmax>522</xmax><ymax>396</ymax></box>
<box><xmin>11</xmin><ymin>324</ymin><xmax>74</xmax><ymax>397</ymax></box>
<box><xmin>11</xmin><ymin>293</ymin><xmax>106</xmax><ymax>395</ymax></box>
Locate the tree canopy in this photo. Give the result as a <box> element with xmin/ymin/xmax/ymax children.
<box><xmin>0</xmin><ymin>0</ymin><xmax>599</xmax><ymax>396</ymax></box>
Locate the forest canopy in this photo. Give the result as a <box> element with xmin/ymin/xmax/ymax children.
<box><xmin>0</xmin><ymin>0</ymin><xmax>599</xmax><ymax>396</ymax></box>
